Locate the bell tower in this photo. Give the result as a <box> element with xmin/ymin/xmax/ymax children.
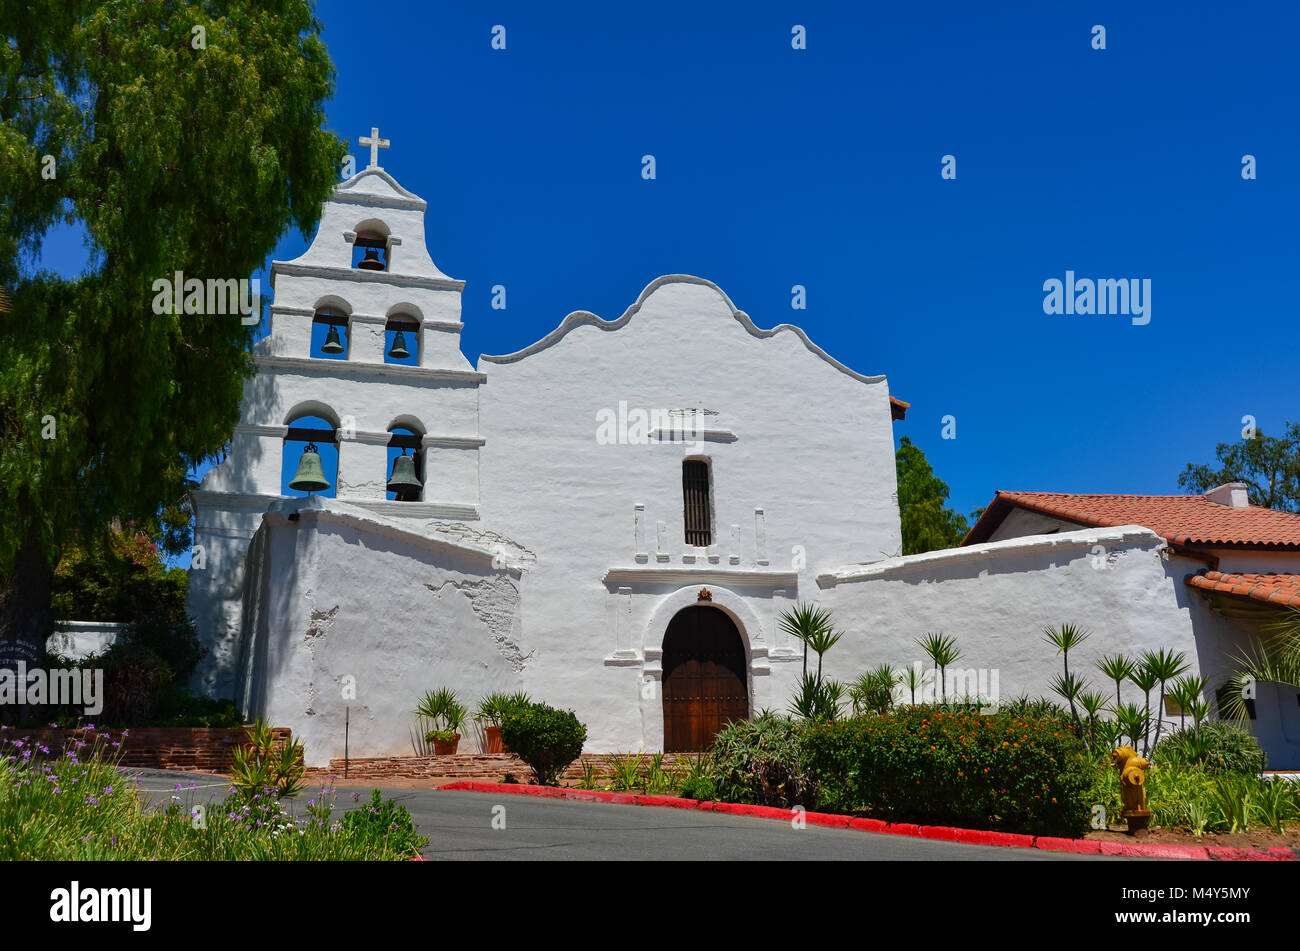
<box><xmin>189</xmin><ymin>128</ymin><xmax>487</xmax><ymax>698</ymax></box>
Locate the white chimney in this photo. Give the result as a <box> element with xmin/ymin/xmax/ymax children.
<box><xmin>1205</xmin><ymin>483</ymin><xmax>1250</xmax><ymax>508</ymax></box>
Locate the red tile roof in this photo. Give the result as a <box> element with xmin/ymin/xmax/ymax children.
<box><xmin>889</xmin><ymin>396</ymin><xmax>909</xmax><ymax>420</ymax></box>
<box><xmin>963</xmin><ymin>491</ymin><xmax>1300</xmax><ymax>549</ymax></box>
<box><xmin>1186</xmin><ymin>571</ymin><xmax>1300</xmax><ymax>609</ymax></box>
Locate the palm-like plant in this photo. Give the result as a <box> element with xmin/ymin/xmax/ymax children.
<box><xmin>1043</xmin><ymin>623</ymin><xmax>1091</xmax><ymax>721</ymax></box>
<box><xmin>1078</xmin><ymin>690</ymin><xmax>1110</xmax><ymax>753</ymax></box>
<box><xmin>1097</xmin><ymin>653</ymin><xmax>1135</xmax><ymax>710</ymax></box>
<box><xmin>917</xmin><ymin>632</ymin><xmax>960</xmax><ymax>703</ymax></box>
<box><xmin>1127</xmin><ymin>662</ymin><xmax>1160</xmax><ymax>757</ymax></box>
<box><xmin>1140</xmin><ymin>648</ymin><xmax>1188</xmax><ymax>752</ymax></box>
<box><xmin>779</xmin><ymin>604</ymin><xmax>838</xmax><ymax>678</ymax></box>
<box><xmin>1115</xmin><ymin>702</ymin><xmax>1148</xmax><ymax>752</ymax></box>
<box><xmin>1168</xmin><ymin>674</ymin><xmax>1209</xmax><ymax>733</ymax></box>
<box><xmin>901</xmin><ymin>664</ymin><xmax>925</xmax><ymax>705</ymax></box>
<box><xmin>1219</xmin><ymin>608</ymin><xmax>1300</xmax><ymax>722</ymax></box>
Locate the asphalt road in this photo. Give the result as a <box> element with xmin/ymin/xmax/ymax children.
<box><xmin>121</xmin><ymin>770</ymin><xmax>1115</xmax><ymax>861</ymax></box>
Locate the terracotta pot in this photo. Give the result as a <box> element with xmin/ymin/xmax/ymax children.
<box><xmin>485</xmin><ymin>725</ymin><xmax>503</xmax><ymax>754</ymax></box>
<box><xmin>432</xmin><ymin>733</ymin><xmax>460</xmax><ymax>756</ymax></box>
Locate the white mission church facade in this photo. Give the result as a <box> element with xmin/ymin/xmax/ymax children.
<box><xmin>187</xmin><ymin>135</ymin><xmax>1300</xmax><ymax>767</ymax></box>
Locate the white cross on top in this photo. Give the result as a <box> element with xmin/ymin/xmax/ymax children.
<box><xmin>358</xmin><ymin>127</ymin><xmax>390</xmax><ymax>168</ymax></box>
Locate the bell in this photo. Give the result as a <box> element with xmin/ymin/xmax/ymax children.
<box><xmin>386</xmin><ymin>450</ymin><xmax>423</xmax><ymax>500</ymax></box>
<box><xmin>388</xmin><ymin>330</ymin><xmax>410</xmax><ymax>359</ymax></box>
<box><xmin>357</xmin><ymin>247</ymin><xmax>385</xmax><ymax>271</ymax></box>
<box><xmin>321</xmin><ymin>323</ymin><xmax>345</xmax><ymax>354</ymax></box>
<box><xmin>288</xmin><ymin>442</ymin><xmax>331</xmax><ymax>494</ymax></box>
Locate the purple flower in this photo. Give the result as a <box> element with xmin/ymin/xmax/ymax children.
<box><xmin>84</xmin><ymin>796</ymin><xmax>99</xmax><ymax>806</ymax></box>
<box><xmin>111</xmin><ymin>835</ymin><xmax>118</xmax><ymax>847</ymax></box>
<box><xmin>103</xmin><ymin>786</ymin><xmax>113</xmax><ymax>795</ymax></box>
<box><xmin>175</xmin><ymin>783</ymin><xmax>183</xmax><ymax>790</ymax></box>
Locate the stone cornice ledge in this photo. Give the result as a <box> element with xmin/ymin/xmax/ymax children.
<box><xmin>602</xmin><ymin>566</ymin><xmax>799</xmax><ymax>587</ymax></box>
<box><xmin>479</xmin><ymin>274</ymin><xmax>888</xmax><ymax>385</ymax></box>
<box><xmin>253</xmin><ymin>354</ymin><xmax>485</xmax><ymax>383</ymax></box>
<box><xmin>270</xmin><ymin>261</ymin><xmax>465</xmax><ymax>292</ymax></box>
<box><xmin>190</xmin><ymin>490</ymin><xmax>479</xmax><ymax>522</ymax></box>
<box><xmin>816</xmin><ymin>525</ymin><xmax>1166</xmax><ymax>588</ymax></box>
<box><xmin>262</xmin><ymin>496</ymin><xmax>510</xmax><ymax>574</ymax></box>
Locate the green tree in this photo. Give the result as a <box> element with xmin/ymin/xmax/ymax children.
<box><xmin>0</xmin><ymin>1</ymin><xmax>346</xmax><ymax>647</ymax></box>
<box><xmin>1177</xmin><ymin>422</ymin><xmax>1300</xmax><ymax>512</ymax></box>
<box><xmin>895</xmin><ymin>436</ymin><xmax>970</xmax><ymax>554</ymax></box>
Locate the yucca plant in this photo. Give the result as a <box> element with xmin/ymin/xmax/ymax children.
<box><xmin>849</xmin><ymin>664</ymin><xmax>898</xmax><ymax>716</ymax></box>
<box><xmin>1127</xmin><ymin>662</ymin><xmax>1160</xmax><ymax>757</ymax></box>
<box><xmin>1255</xmin><ymin>779</ymin><xmax>1295</xmax><ymax>834</ymax></box>
<box><xmin>1208</xmin><ymin>775</ymin><xmax>1254</xmax><ymax>833</ymax></box>
<box><xmin>1168</xmin><ymin>674</ymin><xmax>1209</xmax><ymax>733</ymax></box>
<box><xmin>576</xmin><ymin>759</ymin><xmax>603</xmax><ymax>790</ymax></box>
<box><xmin>1185</xmin><ymin>798</ymin><xmax>1210</xmax><ymax>837</ymax></box>
<box><xmin>1097</xmin><ymin>653</ymin><xmax>1135</xmax><ymax>710</ymax></box>
<box><xmin>788</xmin><ymin>671</ymin><xmax>842</xmax><ymax>722</ymax></box>
<box><xmin>1078</xmin><ymin>690</ymin><xmax>1110</xmax><ymax>752</ymax></box>
<box><xmin>1043</xmin><ymin>624</ymin><xmax>1091</xmax><ymax>721</ymax></box>
<box><xmin>1115</xmin><ymin>702</ymin><xmax>1148</xmax><ymax>752</ymax></box>
<box><xmin>1139</xmin><ymin>648</ymin><xmax>1189</xmax><ymax>752</ymax></box>
<box><xmin>917</xmin><ymin>632</ymin><xmax>960</xmax><ymax>703</ymax></box>
<box><xmin>604</xmin><ymin>752</ymin><xmax>645</xmax><ymax>791</ymax></box>
<box><xmin>230</xmin><ymin>719</ymin><xmax>305</xmax><ymax>803</ymax></box>
<box><xmin>901</xmin><ymin>664</ymin><xmax>925</xmax><ymax>705</ymax></box>
<box><xmin>779</xmin><ymin>604</ymin><xmax>837</xmax><ymax>678</ymax></box>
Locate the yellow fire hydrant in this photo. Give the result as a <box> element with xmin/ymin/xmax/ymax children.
<box><xmin>1111</xmin><ymin>746</ymin><xmax>1151</xmax><ymax>834</ymax></box>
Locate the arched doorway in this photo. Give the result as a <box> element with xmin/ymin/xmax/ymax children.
<box><xmin>661</xmin><ymin>605</ymin><xmax>749</xmax><ymax>752</ymax></box>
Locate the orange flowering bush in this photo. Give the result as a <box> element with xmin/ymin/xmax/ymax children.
<box><xmin>802</xmin><ymin>705</ymin><xmax>1090</xmax><ymax>836</ymax></box>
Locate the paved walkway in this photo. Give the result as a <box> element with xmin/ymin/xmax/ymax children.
<box><xmin>122</xmin><ymin>768</ymin><xmax>1117</xmax><ymax>860</ymax></box>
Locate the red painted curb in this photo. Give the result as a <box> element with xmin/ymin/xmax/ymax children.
<box><xmin>1034</xmin><ymin>836</ymin><xmax>1103</xmax><ymax>855</ymax></box>
<box><xmin>436</xmin><ymin>783</ymin><xmax>1294</xmax><ymax>860</ymax></box>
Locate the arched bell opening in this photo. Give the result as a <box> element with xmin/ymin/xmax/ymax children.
<box><xmin>310</xmin><ymin>308</ymin><xmax>349</xmax><ymax>360</ymax></box>
<box><xmin>352</xmin><ymin>228</ymin><xmax>389</xmax><ymax>272</ymax></box>
<box><xmin>282</xmin><ymin>415</ymin><xmax>339</xmax><ymax>498</ymax></box>
<box><xmin>384</xmin><ymin>314</ymin><xmax>420</xmax><ymax>366</ymax></box>
<box><xmin>385</xmin><ymin>426</ymin><xmax>424</xmax><ymax>502</ymax></box>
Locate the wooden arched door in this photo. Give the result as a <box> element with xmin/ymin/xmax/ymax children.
<box><xmin>661</xmin><ymin>605</ymin><xmax>749</xmax><ymax>752</ymax></box>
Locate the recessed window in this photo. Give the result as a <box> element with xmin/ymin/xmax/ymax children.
<box><xmin>683</xmin><ymin>459</ymin><xmax>712</xmax><ymax>546</ymax></box>
<box><xmin>283</xmin><ymin>415</ymin><xmax>339</xmax><ymax>498</ymax></box>
<box><xmin>310</xmin><ymin>310</ymin><xmax>349</xmax><ymax>360</ymax></box>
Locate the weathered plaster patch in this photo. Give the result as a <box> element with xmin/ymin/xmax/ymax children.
<box><xmin>425</xmin><ymin>577</ymin><xmax>533</xmax><ymax>671</ymax></box>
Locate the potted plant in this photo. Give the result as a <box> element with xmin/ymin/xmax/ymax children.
<box><xmin>475</xmin><ymin>693</ymin><xmax>513</xmax><ymax>754</ymax></box>
<box><xmin>415</xmin><ymin>687</ymin><xmax>467</xmax><ymax>755</ymax></box>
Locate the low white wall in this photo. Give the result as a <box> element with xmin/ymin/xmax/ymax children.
<box><xmin>48</xmin><ymin>622</ymin><xmax>125</xmax><ymax>661</ymax></box>
<box><xmin>818</xmin><ymin>526</ymin><xmax>1209</xmax><ymax>715</ymax></box>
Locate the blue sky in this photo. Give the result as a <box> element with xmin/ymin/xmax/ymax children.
<box><xmin>36</xmin><ymin>1</ymin><xmax>1299</xmax><ymax>550</ymax></box>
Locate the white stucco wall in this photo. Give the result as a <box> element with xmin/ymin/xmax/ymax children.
<box><xmin>818</xmin><ymin>526</ymin><xmax>1210</xmax><ymax>711</ymax></box>
<box><xmin>236</xmin><ymin>497</ymin><xmax>525</xmax><ymax>766</ymax></box>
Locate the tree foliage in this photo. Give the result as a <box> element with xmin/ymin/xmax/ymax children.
<box><xmin>0</xmin><ymin>1</ymin><xmax>347</xmax><ymax>642</ymax></box>
<box><xmin>895</xmin><ymin>436</ymin><xmax>970</xmax><ymax>554</ymax></box>
<box><xmin>1178</xmin><ymin>422</ymin><xmax>1300</xmax><ymax>512</ymax></box>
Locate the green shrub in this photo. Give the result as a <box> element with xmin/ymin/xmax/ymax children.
<box><xmin>1153</xmin><ymin>722</ymin><xmax>1266</xmax><ymax>774</ymax></box>
<box><xmin>229</xmin><ymin>720</ymin><xmax>305</xmax><ymax>804</ymax></box>
<box><xmin>340</xmin><ymin>789</ymin><xmax>428</xmax><ymax>856</ymax></box>
<box><xmin>802</xmin><ymin>706</ymin><xmax>1091</xmax><ymax>836</ymax></box>
<box><xmin>708</xmin><ymin>712</ymin><xmax>811</xmax><ymax>807</ymax></box>
<box><xmin>499</xmin><ymin>702</ymin><xmax>587</xmax><ymax>786</ymax></box>
<box><xmin>679</xmin><ymin>776</ymin><xmax>717</xmax><ymax>801</ymax></box>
